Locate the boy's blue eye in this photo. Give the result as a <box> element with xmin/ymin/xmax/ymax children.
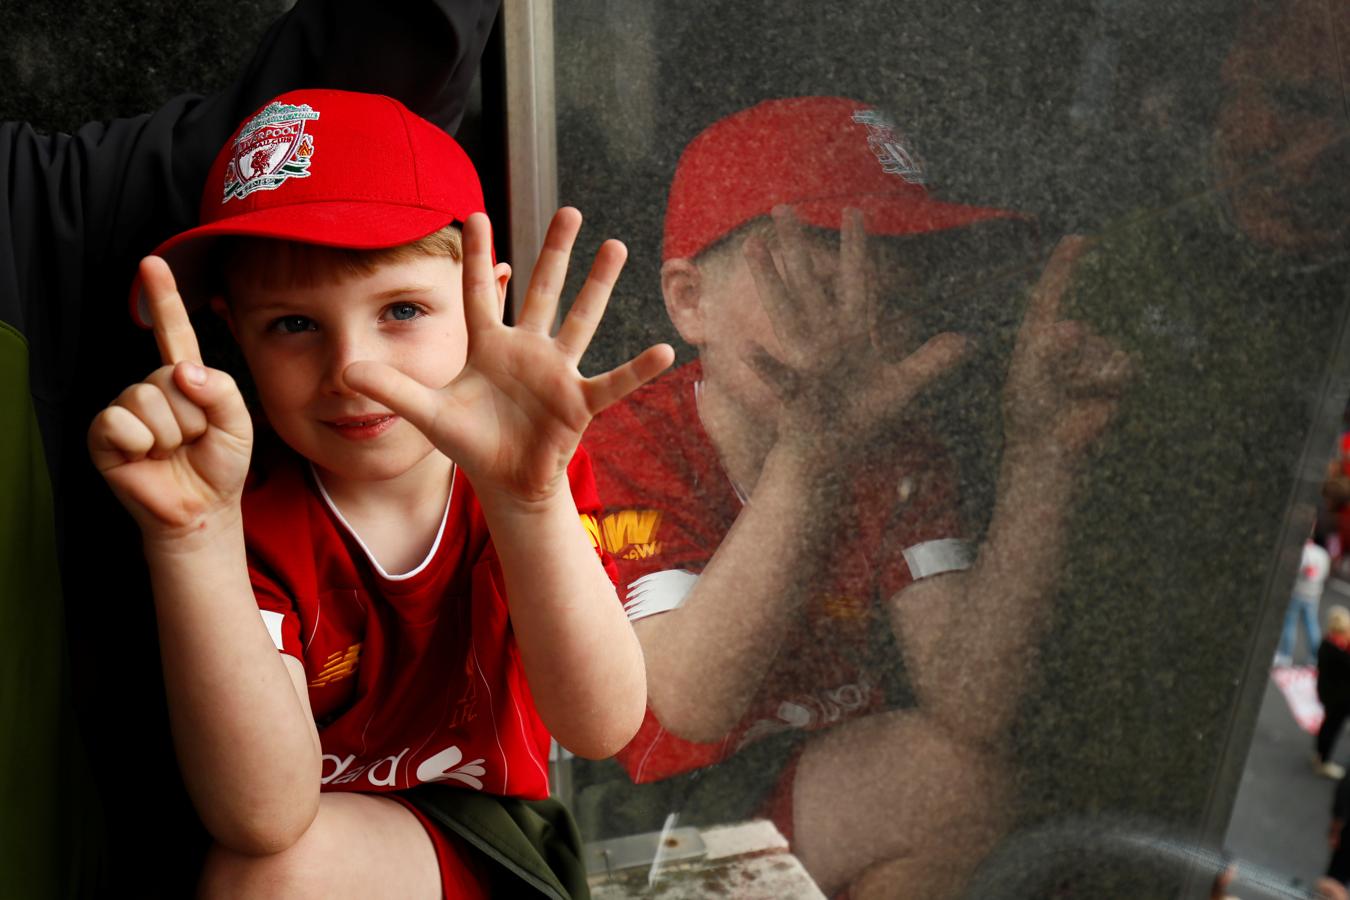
<box><xmin>387</xmin><ymin>303</ymin><xmax>422</xmax><ymax>322</ymax></box>
<box><xmin>270</xmin><ymin>315</ymin><xmax>316</xmax><ymax>335</ymax></box>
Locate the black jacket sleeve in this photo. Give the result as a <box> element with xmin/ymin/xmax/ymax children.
<box><xmin>0</xmin><ymin>0</ymin><xmax>499</xmax><ymax>479</ymax></box>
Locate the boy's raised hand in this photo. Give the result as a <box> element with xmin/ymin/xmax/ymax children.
<box><xmin>345</xmin><ymin>209</ymin><xmax>674</xmax><ymax>507</ymax></box>
<box><xmin>88</xmin><ymin>257</ymin><xmax>253</xmax><ymax>537</ymax></box>
<box><xmin>1001</xmin><ymin>236</ymin><xmax>1131</xmax><ymax>459</ymax></box>
<box><xmin>741</xmin><ymin>205</ymin><xmax>969</xmax><ymax>455</ymax></box>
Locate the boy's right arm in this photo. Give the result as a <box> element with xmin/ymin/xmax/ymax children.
<box><xmin>88</xmin><ymin>258</ymin><xmax>322</xmax><ymax>855</ymax></box>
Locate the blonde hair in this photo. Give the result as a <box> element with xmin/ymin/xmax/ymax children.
<box><xmin>1328</xmin><ymin>606</ymin><xmax>1350</xmax><ymax>636</ymax></box>
<box><xmin>217</xmin><ymin>225</ymin><xmax>463</xmax><ymax>298</ymax></box>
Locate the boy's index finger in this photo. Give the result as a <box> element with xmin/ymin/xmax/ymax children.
<box><xmin>460</xmin><ymin>213</ymin><xmax>502</xmax><ymax>331</ymax></box>
<box><xmin>142</xmin><ymin>256</ymin><xmax>203</xmax><ymax>366</ymax></box>
<box><xmin>1022</xmin><ymin>235</ymin><xmax>1086</xmax><ymax>333</ymax></box>
<box><xmin>838</xmin><ymin>207</ymin><xmax>868</xmax><ymax>319</ymax></box>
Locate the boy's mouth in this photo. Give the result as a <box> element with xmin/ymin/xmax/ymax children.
<box><xmin>325</xmin><ymin>414</ymin><xmax>399</xmax><ymax>440</ymax></box>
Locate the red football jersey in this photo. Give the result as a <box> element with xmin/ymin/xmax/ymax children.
<box><xmin>243</xmin><ymin>440</ymin><xmax>618</xmax><ymax>801</ymax></box>
<box><xmin>584</xmin><ymin>362</ymin><xmax>967</xmax><ymax>783</ymax></box>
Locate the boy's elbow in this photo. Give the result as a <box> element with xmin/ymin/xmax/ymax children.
<box><xmin>560</xmin><ymin>694</ymin><xmax>647</xmax><ymax>761</ymax></box>
<box><xmin>208</xmin><ymin>798</ymin><xmax>319</xmax><ymax>858</ymax></box>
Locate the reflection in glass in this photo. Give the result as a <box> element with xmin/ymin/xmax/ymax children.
<box><xmin>549</xmin><ymin>0</ymin><xmax>1350</xmax><ymax>895</ymax></box>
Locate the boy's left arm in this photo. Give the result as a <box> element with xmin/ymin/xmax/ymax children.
<box><xmin>889</xmin><ymin>237</ymin><xmax>1131</xmax><ymax>748</ymax></box>
<box><xmin>346</xmin><ymin>208</ymin><xmax>675</xmax><ymax>759</ymax></box>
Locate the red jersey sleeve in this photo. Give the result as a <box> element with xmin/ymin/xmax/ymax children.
<box><xmin>568</xmin><ymin>443</ymin><xmax>621</xmax><ymax>591</ymax></box>
<box><xmin>240</xmin><ymin>445</ymin><xmax>315</xmax><ymax>661</ymax></box>
<box><xmin>871</xmin><ymin>445</ymin><xmax>968</xmax><ymax>602</ymax></box>
<box><xmin>248</xmin><ymin>556</ymin><xmax>306</xmax><ymax>660</ymax></box>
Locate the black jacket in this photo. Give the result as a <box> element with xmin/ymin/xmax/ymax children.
<box><xmin>1318</xmin><ymin>637</ymin><xmax>1350</xmax><ymax>709</ymax></box>
<box><xmin>0</xmin><ymin>2</ymin><xmax>499</xmax><ymax>894</ymax></box>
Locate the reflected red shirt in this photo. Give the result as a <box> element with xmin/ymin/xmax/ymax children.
<box><xmin>584</xmin><ymin>361</ymin><xmax>962</xmax><ymax>782</ymax></box>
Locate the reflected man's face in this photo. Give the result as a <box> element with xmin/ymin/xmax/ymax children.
<box><xmin>1213</xmin><ymin>0</ymin><xmax>1349</xmax><ymax>256</ymax></box>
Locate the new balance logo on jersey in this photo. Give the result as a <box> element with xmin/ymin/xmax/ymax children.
<box><xmin>308</xmin><ymin>643</ymin><xmax>361</xmax><ymax>688</ymax></box>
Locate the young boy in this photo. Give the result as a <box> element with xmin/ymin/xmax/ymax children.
<box><xmin>582</xmin><ymin>97</ymin><xmax>1130</xmax><ymax>898</ymax></box>
<box><xmin>89</xmin><ymin>89</ymin><xmax>672</xmax><ymax>897</ymax></box>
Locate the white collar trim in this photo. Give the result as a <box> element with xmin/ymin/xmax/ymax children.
<box><xmin>310</xmin><ymin>463</ymin><xmax>457</xmax><ymax>582</ymax></box>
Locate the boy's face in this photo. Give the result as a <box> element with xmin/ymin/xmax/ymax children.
<box><xmin>223</xmin><ymin>253</ymin><xmax>469</xmax><ymax>484</ymax></box>
<box><xmin>695</xmin><ymin>226</ymin><xmax>912</xmax><ymax>421</ymax></box>
<box><xmin>685</xmin><ymin>218</ymin><xmax>1032</xmax><ymax>425</ymax></box>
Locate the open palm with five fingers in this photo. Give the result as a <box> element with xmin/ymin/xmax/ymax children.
<box><xmin>88</xmin><ymin>257</ymin><xmax>253</xmax><ymax>538</ymax></box>
<box><xmin>740</xmin><ymin>205</ymin><xmax>969</xmax><ymax>456</ymax></box>
<box><xmin>344</xmin><ymin>208</ymin><xmax>674</xmax><ymax>508</ymax></box>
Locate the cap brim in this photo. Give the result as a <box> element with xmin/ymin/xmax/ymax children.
<box><xmin>129</xmin><ymin>201</ymin><xmax>460</xmax><ymax>328</ymax></box>
<box><xmin>793</xmin><ymin>191</ymin><xmax>1025</xmax><ymax>237</ymax></box>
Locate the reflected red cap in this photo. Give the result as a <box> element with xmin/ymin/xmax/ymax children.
<box><xmin>662</xmin><ymin>96</ymin><xmax>1020</xmax><ymax>261</ymax></box>
<box><xmin>129</xmin><ymin>89</ymin><xmax>486</xmax><ymax>327</ymax></box>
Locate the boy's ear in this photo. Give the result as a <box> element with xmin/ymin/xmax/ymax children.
<box><xmin>208</xmin><ymin>295</ymin><xmax>237</xmax><ymax>339</ymax></box>
<box><xmin>661</xmin><ymin>258</ymin><xmax>705</xmax><ymax>345</ymax></box>
<box><xmin>492</xmin><ymin>261</ymin><xmax>512</xmax><ymax>320</ymax></box>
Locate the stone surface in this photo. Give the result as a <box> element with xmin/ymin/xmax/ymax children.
<box><xmin>589</xmin><ymin>820</ymin><xmax>825</xmax><ymax>900</ymax></box>
<box><xmin>0</xmin><ymin>1</ymin><xmax>287</xmax><ymax>133</ymax></box>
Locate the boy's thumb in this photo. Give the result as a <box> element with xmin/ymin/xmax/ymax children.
<box><xmin>173</xmin><ymin>361</ymin><xmax>251</xmax><ymax>439</ymax></box>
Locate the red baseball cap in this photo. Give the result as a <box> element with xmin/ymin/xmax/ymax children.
<box><xmin>663</xmin><ymin>96</ymin><xmax>1022</xmax><ymax>261</ymax></box>
<box><xmin>130</xmin><ymin>89</ymin><xmax>486</xmax><ymax>327</ymax></box>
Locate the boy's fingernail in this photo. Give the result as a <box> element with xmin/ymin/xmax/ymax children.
<box><xmin>183</xmin><ymin>363</ymin><xmax>207</xmax><ymax>386</ymax></box>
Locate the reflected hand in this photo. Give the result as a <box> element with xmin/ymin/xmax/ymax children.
<box><xmin>88</xmin><ymin>257</ymin><xmax>253</xmax><ymax>535</ymax></box>
<box><xmin>742</xmin><ymin>206</ymin><xmax>968</xmax><ymax>455</ymax></box>
<box><xmin>1002</xmin><ymin>236</ymin><xmax>1131</xmax><ymax>459</ymax></box>
<box><xmin>1316</xmin><ymin>878</ymin><xmax>1350</xmax><ymax>900</ymax></box>
<box><xmin>1208</xmin><ymin>863</ymin><xmax>1237</xmax><ymax>900</ymax></box>
<box><xmin>345</xmin><ymin>209</ymin><xmax>674</xmax><ymax>507</ymax></box>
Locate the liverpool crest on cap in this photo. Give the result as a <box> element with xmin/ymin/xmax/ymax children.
<box><xmin>223</xmin><ymin>102</ymin><xmax>321</xmax><ymax>202</ymax></box>
<box><xmin>850</xmin><ymin>109</ymin><xmax>926</xmax><ymax>185</ymax></box>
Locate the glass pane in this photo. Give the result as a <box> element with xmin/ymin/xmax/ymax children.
<box><xmin>546</xmin><ymin>0</ymin><xmax>1350</xmax><ymax>895</ymax></box>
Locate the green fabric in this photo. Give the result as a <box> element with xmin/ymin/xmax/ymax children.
<box><xmin>406</xmin><ymin>787</ymin><xmax>590</xmax><ymax>900</ymax></box>
<box><xmin>0</xmin><ymin>322</ymin><xmax>97</xmax><ymax>897</ymax></box>
<box><xmin>571</xmin><ymin>727</ymin><xmax>808</xmax><ymax>843</ymax></box>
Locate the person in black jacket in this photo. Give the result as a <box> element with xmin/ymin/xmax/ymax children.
<box><xmin>1317</xmin><ymin>607</ymin><xmax>1350</xmax><ymax>779</ymax></box>
<box><xmin>0</xmin><ymin>2</ymin><xmax>499</xmax><ymax>894</ymax></box>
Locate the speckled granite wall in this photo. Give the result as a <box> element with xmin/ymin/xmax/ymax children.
<box><xmin>0</xmin><ymin>1</ymin><xmax>286</xmax><ymax>132</ymax></box>
<box><xmin>560</xmin><ymin>1</ymin><xmax>1350</xmax><ymax>897</ymax></box>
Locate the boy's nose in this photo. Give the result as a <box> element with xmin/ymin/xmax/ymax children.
<box><xmin>322</xmin><ymin>333</ymin><xmax>374</xmax><ymax>396</ymax></box>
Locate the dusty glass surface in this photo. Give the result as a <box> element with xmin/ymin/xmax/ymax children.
<box><xmin>552</xmin><ymin>0</ymin><xmax>1350</xmax><ymax>896</ymax></box>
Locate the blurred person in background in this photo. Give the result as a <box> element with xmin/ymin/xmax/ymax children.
<box><xmin>1317</xmin><ymin>607</ymin><xmax>1350</xmax><ymax>778</ymax></box>
<box><xmin>1275</xmin><ymin>530</ymin><xmax>1330</xmax><ymax>668</ymax></box>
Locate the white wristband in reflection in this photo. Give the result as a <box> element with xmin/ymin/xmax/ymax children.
<box><xmin>623</xmin><ymin>569</ymin><xmax>700</xmax><ymax>622</ymax></box>
<box><xmin>902</xmin><ymin>538</ymin><xmax>975</xmax><ymax>581</ymax></box>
